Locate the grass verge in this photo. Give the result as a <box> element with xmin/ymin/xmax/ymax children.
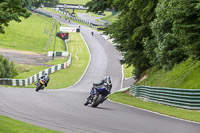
<box><xmin>0</xmin><ymin>115</ymin><xmax>62</xmax><ymax>133</ymax></box>
<box><xmin>26</xmin><ymin>32</ymin><xmax>90</xmax><ymax>89</ymax></box>
<box><xmin>137</xmin><ymin>58</ymin><xmax>200</xmax><ymax>89</ymax></box>
<box><xmin>0</xmin><ymin>32</ymin><xmax>89</xmax><ymax>89</ymax></box>
<box><xmin>0</xmin><ymin>13</ymin><xmax>65</xmax><ymax>53</ymax></box>
<box><xmin>109</xmin><ymin>92</ymin><xmax>200</xmax><ymax>122</ymax></box>
<box><xmin>59</xmin><ymin>0</ymin><xmax>90</xmax><ymax>5</ymax></box>
<box><xmin>123</xmin><ymin>64</ymin><xmax>134</xmax><ymax>79</ymax></box>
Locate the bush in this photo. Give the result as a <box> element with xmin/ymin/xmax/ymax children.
<box><xmin>0</xmin><ymin>55</ymin><xmax>18</xmax><ymax>78</ymax></box>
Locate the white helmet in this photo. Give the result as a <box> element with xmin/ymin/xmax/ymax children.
<box><xmin>104</xmin><ymin>76</ymin><xmax>111</xmax><ymax>85</ymax></box>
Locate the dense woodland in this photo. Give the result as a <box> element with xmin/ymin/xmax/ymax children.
<box><xmin>86</xmin><ymin>0</ymin><xmax>200</xmax><ymax>79</ymax></box>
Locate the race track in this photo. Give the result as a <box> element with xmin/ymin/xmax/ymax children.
<box><xmin>0</xmin><ymin>9</ymin><xmax>200</xmax><ymax>133</ymax></box>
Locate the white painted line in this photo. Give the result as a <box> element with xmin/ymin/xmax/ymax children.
<box><xmin>108</xmin><ymin>95</ymin><xmax>200</xmax><ymax>125</ymax></box>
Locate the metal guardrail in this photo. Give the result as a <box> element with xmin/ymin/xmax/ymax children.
<box><xmin>130</xmin><ymin>86</ymin><xmax>200</xmax><ymax>110</ymax></box>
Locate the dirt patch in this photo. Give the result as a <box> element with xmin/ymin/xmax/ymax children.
<box><xmin>0</xmin><ymin>48</ymin><xmax>52</xmax><ymax>66</ymax></box>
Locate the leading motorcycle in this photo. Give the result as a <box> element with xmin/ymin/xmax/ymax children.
<box><xmin>84</xmin><ymin>86</ymin><xmax>110</xmax><ymax>107</ymax></box>
<box><xmin>35</xmin><ymin>78</ymin><xmax>45</xmax><ymax>92</ymax></box>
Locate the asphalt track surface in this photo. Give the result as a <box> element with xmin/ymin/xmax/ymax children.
<box><xmin>1</xmin><ymin>9</ymin><xmax>200</xmax><ymax>133</ymax></box>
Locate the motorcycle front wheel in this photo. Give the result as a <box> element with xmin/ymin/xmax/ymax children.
<box><xmin>36</xmin><ymin>84</ymin><xmax>42</xmax><ymax>92</ymax></box>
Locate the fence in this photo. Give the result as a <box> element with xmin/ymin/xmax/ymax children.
<box><xmin>0</xmin><ymin>38</ymin><xmax>72</xmax><ymax>86</ymax></box>
<box><xmin>56</xmin><ymin>8</ymin><xmax>99</xmax><ymax>29</ymax></box>
<box><xmin>0</xmin><ymin>54</ymin><xmax>71</xmax><ymax>86</ymax></box>
<box><xmin>130</xmin><ymin>86</ymin><xmax>200</xmax><ymax>110</ymax></box>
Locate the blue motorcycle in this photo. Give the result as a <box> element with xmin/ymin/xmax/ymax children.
<box><xmin>84</xmin><ymin>86</ymin><xmax>110</xmax><ymax>107</ymax></box>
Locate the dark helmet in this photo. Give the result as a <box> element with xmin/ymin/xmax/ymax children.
<box><xmin>104</xmin><ymin>76</ymin><xmax>111</xmax><ymax>85</ymax></box>
<box><xmin>44</xmin><ymin>73</ymin><xmax>48</xmax><ymax>76</ymax></box>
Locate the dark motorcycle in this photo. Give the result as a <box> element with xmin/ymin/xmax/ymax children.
<box><xmin>35</xmin><ymin>78</ymin><xmax>45</xmax><ymax>92</ymax></box>
<box><xmin>84</xmin><ymin>86</ymin><xmax>110</xmax><ymax>107</ymax></box>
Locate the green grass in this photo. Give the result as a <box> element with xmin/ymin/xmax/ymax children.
<box><xmin>1</xmin><ymin>32</ymin><xmax>89</xmax><ymax>89</ymax></box>
<box><xmin>27</xmin><ymin>32</ymin><xmax>90</xmax><ymax>89</ymax></box>
<box><xmin>0</xmin><ymin>115</ymin><xmax>62</xmax><ymax>133</ymax></box>
<box><xmin>42</xmin><ymin>7</ymin><xmax>64</xmax><ymax>16</ymax></box>
<box><xmin>59</xmin><ymin>0</ymin><xmax>90</xmax><ymax>5</ymax></box>
<box><xmin>123</xmin><ymin>64</ymin><xmax>134</xmax><ymax>78</ymax></box>
<box><xmin>45</xmin><ymin>58</ymin><xmax>69</xmax><ymax>65</ymax></box>
<box><xmin>12</xmin><ymin>58</ymin><xmax>69</xmax><ymax>79</ymax></box>
<box><xmin>109</xmin><ymin>92</ymin><xmax>200</xmax><ymax>122</ymax></box>
<box><xmin>13</xmin><ymin>64</ymin><xmax>48</xmax><ymax>79</ymax></box>
<box><xmin>137</xmin><ymin>58</ymin><xmax>200</xmax><ymax>89</ymax></box>
<box><xmin>0</xmin><ymin>14</ymin><xmax>65</xmax><ymax>53</ymax></box>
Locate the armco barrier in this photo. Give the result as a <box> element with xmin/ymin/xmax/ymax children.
<box><xmin>0</xmin><ymin>54</ymin><xmax>71</xmax><ymax>86</ymax></box>
<box><xmin>130</xmin><ymin>86</ymin><xmax>200</xmax><ymax>110</ymax></box>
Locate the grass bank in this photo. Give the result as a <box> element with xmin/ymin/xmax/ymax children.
<box><xmin>109</xmin><ymin>92</ymin><xmax>200</xmax><ymax>122</ymax></box>
<box><xmin>0</xmin><ymin>115</ymin><xmax>62</xmax><ymax>133</ymax></box>
<box><xmin>25</xmin><ymin>32</ymin><xmax>90</xmax><ymax>89</ymax></box>
<box><xmin>0</xmin><ymin>13</ymin><xmax>65</xmax><ymax>53</ymax></box>
<box><xmin>137</xmin><ymin>58</ymin><xmax>200</xmax><ymax>89</ymax></box>
<box><xmin>59</xmin><ymin>0</ymin><xmax>90</xmax><ymax>5</ymax></box>
<box><xmin>6</xmin><ymin>32</ymin><xmax>89</xmax><ymax>89</ymax></box>
<box><xmin>123</xmin><ymin>64</ymin><xmax>134</xmax><ymax>79</ymax></box>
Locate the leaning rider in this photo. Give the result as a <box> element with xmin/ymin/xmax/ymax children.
<box><xmin>36</xmin><ymin>73</ymin><xmax>50</xmax><ymax>87</ymax></box>
<box><xmin>86</xmin><ymin>76</ymin><xmax>112</xmax><ymax>104</ymax></box>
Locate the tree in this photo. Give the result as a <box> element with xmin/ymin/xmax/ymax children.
<box><xmin>0</xmin><ymin>55</ymin><xmax>18</xmax><ymax>78</ymax></box>
<box><xmin>0</xmin><ymin>0</ymin><xmax>31</xmax><ymax>33</ymax></box>
<box><xmin>143</xmin><ymin>0</ymin><xmax>187</xmax><ymax>70</ymax></box>
<box><xmin>104</xmin><ymin>0</ymin><xmax>158</xmax><ymax>78</ymax></box>
<box><xmin>23</xmin><ymin>0</ymin><xmax>32</xmax><ymax>9</ymax></box>
<box><xmin>143</xmin><ymin>0</ymin><xmax>200</xmax><ymax>70</ymax></box>
<box><xmin>86</xmin><ymin>0</ymin><xmax>114</xmax><ymax>13</ymax></box>
<box><xmin>168</xmin><ymin>0</ymin><xmax>200</xmax><ymax>59</ymax></box>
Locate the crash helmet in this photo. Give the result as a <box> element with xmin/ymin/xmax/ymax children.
<box><xmin>104</xmin><ymin>76</ymin><xmax>111</xmax><ymax>85</ymax></box>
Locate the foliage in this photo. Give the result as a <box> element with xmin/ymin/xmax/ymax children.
<box><xmin>23</xmin><ymin>0</ymin><xmax>32</xmax><ymax>8</ymax></box>
<box><xmin>86</xmin><ymin>0</ymin><xmax>114</xmax><ymax>13</ymax></box>
<box><xmin>104</xmin><ymin>0</ymin><xmax>158</xmax><ymax>78</ymax></box>
<box><xmin>168</xmin><ymin>0</ymin><xmax>200</xmax><ymax>60</ymax></box>
<box><xmin>143</xmin><ymin>1</ymin><xmax>187</xmax><ymax>70</ymax></box>
<box><xmin>0</xmin><ymin>0</ymin><xmax>31</xmax><ymax>33</ymax></box>
<box><xmin>87</xmin><ymin>0</ymin><xmax>200</xmax><ymax>79</ymax></box>
<box><xmin>0</xmin><ymin>55</ymin><xmax>18</xmax><ymax>78</ymax></box>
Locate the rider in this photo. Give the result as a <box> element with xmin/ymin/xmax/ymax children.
<box><xmin>36</xmin><ymin>73</ymin><xmax>50</xmax><ymax>87</ymax></box>
<box><xmin>85</xmin><ymin>76</ymin><xmax>112</xmax><ymax>104</ymax></box>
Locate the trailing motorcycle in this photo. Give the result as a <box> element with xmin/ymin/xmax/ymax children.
<box><xmin>35</xmin><ymin>78</ymin><xmax>45</xmax><ymax>92</ymax></box>
<box><xmin>84</xmin><ymin>86</ymin><xmax>110</xmax><ymax>107</ymax></box>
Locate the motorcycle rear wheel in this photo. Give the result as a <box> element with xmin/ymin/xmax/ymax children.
<box><xmin>36</xmin><ymin>84</ymin><xmax>42</xmax><ymax>92</ymax></box>
<box><xmin>91</xmin><ymin>94</ymin><xmax>104</xmax><ymax>107</ymax></box>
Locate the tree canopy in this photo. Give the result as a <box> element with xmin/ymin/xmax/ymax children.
<box><xmin>87</xmin><ymin>0</ymin><xmax>200</xmax><ymax>79</ymax></box>
<box><xmin>0</xmin><ymin>0</ymin><xmax>31</xmax><ymax>33</ymax></box>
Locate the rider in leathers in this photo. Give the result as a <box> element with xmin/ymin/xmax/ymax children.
<box><xmin>85</xmin><ymin>76</ymin><xmax>112</xmax><ymax>104</ymax></box>
<box><xmin>36</xmin><ymin>73</ymin><xmax>50</xmax><ymax>87</ymax></box>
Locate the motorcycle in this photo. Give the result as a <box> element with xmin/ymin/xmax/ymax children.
<box><xmin>84</xmin><ymin>86</ymin><xmax>110</xmax><ymax>107</ymax></box>
<box><xmin>35</xmin><ymin>78</ymin><xmax>46</xmax><ymax>92</ymax></box>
